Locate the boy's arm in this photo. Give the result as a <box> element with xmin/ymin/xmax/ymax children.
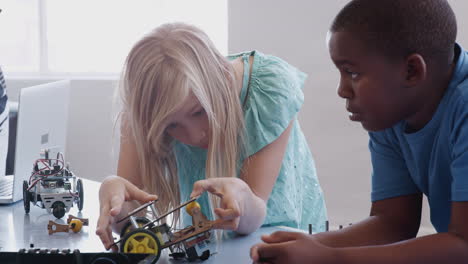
<box><xmin>252</xmin><ymin>200</ymin><xmax>468</xmax><ymax>264</ymax></box>
<box><xmin>336</xmin><ymin>201</ymin><xmax>468</xmax><ymax>264</ymax></box>
<box><xmin>314</xmin><ymin>193</ymin><xmax>422</xmax><ymax>247</ymax></box>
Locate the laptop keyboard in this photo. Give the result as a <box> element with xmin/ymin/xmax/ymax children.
<box><xmin>0</xmin><ymin>177</ymin><xmax>13</xmax><ymax>197</ymax></box>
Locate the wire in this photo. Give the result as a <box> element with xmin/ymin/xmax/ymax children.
<box><xmin>69</xmin><ymin>190</ymin><xmax>79</xmax><ymax>198</ymax></box>
<box><xmin>26</xmin><ymin>153</ymin><xmax>66</xmax><ymax>191</ymax></box>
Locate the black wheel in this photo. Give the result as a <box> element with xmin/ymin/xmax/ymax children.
<box><xmin>89</xmin><ymin>253</ymin><xmax>131</xmax><ymax>264</ymax></box>
<box><xmin>120</xmin><ymin>229</ymin><xmax>161</xmax><ymax>264</ymax></box>
<box><xmin>185</xmin><ymin>247</ymin><xmax>198</xmax><ymax>262</ymax></box>
<box><xmin>23</xmin><ymin>180</ymin><xmax>30</xmax><ymax>213</ymax></box>
<box><xmin>52</xmin><ymin>201</ymin><xmax>66</xmax><ymax>219</ymax></box>
<box><xmin>169</xmin><ymin>252</ymin><xmax>186</xmax><ymax>260</ymax></box>
<box><xmin>77</xmin><ymin>179</ymin><xmax>84</xmax><ymax>211</ymax></box>
<box><xmin>119</xmin><ymin>217</ymin><xmax>151</xmax><ymax>238</ymax></box>
<box><xmin>90</xmin><ymin>257</ymin><xmax>118</xmax><ymax>264</ymax></box>
<box><xmin>200</xmin><ymin>250</ymin><xmax>210</xmax><ymax>260</ymax></box>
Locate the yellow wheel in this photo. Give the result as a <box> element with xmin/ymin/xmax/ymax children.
<box><xmin>121</xmin><ymin>229</ymin><xmax>161</xmax><ymax>262</ymax></box>
<box><xmin>186</xmin><ymin>201</ymin><xmax>201</xmax><ymax>216</ymax></box>
<box><xmin>69</xmin><ymin>219</ymin><xmax>83</xmax><ymax>233</ymax></box>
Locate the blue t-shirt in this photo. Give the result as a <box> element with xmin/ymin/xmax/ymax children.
<box><xmin>174</xmin><ymin>51</ymin><xmax>327</xmax><ymax>231</ymax></box>
<box><xmin>369</xmin><ymin>44</ymin><xmax>468</xmax><ymax>232</ymax></box>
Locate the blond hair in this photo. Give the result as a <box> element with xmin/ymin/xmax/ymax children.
<box><xmin>119</xmin><ymin>22</ymin><xmax>245</xmax><ymax>224</ymax></box>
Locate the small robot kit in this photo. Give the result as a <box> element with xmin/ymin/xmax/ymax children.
<box><xmin>23</xmin><ymin>148</ymin><xmax>84</xmax><ymax>219</ymax></box>
<box><xmin>48</xmin><ymin>214</ymin><xmax>89</xmax><ymax>235</ymax></box>
<box><xmin>110</xmin><ymin>198</ymin><xmax>219</xmax><ymax>263</ymax></box>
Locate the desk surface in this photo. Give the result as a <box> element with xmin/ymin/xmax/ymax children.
<box><xmin>0</xmin><ymin>179</ymin><xmax>299</xmax><ymax>263</ymax></box>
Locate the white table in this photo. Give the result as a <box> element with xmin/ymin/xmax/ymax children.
<box><xmin>0</xmin><ymin>179</ymin><xmax>300</xmax><ymax>263</ymax></box>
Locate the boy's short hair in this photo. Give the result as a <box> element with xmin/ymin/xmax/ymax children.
<box><xmin>330</xmin><ymin>0</ymin><xmax>457</xmax><ymax>65</ymax></box>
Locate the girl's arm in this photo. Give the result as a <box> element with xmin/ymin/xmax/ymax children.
<box><xmin>110</xmin><ymin>127</ymin><xmax>148</xmax><ymax>231</ymax></box>
<box><xmin>96</xmin><ymin>120</ymin><xmax>157</xmax><ymax>250</ymax></box>
<box><xmin>116</xmin><ymin>119</ymin><xmax>144</xmax><ymax>188</ymax></box>
<box><xmin>236</xmin><ymin>121</ymin><xmax>294</xmax><ymax>233</ymax></box>
<box><xmin>191</xmin><ymin>121</ymin><xmax>294</xmax><ymax>234</ymax></box>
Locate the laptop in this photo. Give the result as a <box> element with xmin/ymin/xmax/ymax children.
<box><xmin>0</xmin><ymin>80</ymin><xmax>70</xmax><ymax>204</ymax></box>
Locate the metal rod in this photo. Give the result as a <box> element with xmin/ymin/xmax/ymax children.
<box><xmin>129</xmin><ymin>216</ymin><xmax>138</xmax><ymax>229</ymax></box>
<box><xmin>149</xmin><ymin>204</ymin><xmax>158</xmax><ymax>218</ymax></box>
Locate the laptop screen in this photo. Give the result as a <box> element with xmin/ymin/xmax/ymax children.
<box><xmin>0</xmin><ymin>80</ymin><xmax>70</xmax><ymax>203</ymax></box>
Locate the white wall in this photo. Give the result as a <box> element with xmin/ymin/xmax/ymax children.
<box><xmin>5</xmin><ymin>0</ymin><xmax>468</xmax><ymax>233</ymax></box>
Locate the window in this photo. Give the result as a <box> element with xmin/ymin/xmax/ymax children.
<box><xmin>0</xmin><ymin>0</ymin><xmax>228</xmax><ymax>76</ymax></box>
<box><xmin>0</xmin><ymin>1</ymin><xmax>40</xmax><ymax>73</ymax></box>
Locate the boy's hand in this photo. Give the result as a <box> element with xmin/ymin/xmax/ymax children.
<box><xmin>250</xmin><ymin>231</ymin><xmax>339</xmax><ymax>264</ymax></box>
<box><xmin>190</xmin><ymin>177</ymin><xmax>252</xmax><ymax>230</ymax></box>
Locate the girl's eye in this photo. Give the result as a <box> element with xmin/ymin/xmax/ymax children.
<box><xmin>167</xmin><ymin>123</ymin><xmax>178</xmax><ymax>130</ymax></box>
<box><xmin>193</xmin><ymin>109</ymin><xmax>205</xmax><ymax>116</ymax></box>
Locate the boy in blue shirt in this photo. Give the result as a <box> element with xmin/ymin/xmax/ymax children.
<box><xmin>251</xmin><ymin>0</ymin><xmax>468</xmax><ymax>263</ymax></box>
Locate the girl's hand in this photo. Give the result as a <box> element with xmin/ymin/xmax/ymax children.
<box><xmin>95</xmin><ymin>175</ymin><xmax>157</xmax><ymax>250</ymax></box>
<box><xmin>250</xmin><ymin>231</ymin><xmax>339</xmax><ymax>264</ymax></box>
<box><xmin>190</xmin><ymin>177</ymin><xmax>253</xmax><ymax>231</ymax></box>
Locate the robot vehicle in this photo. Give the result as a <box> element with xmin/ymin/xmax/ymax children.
<box><xmin>23</xmin><ymin>148</ymin><xmax>84</xmax><ymax>219</ymax></box>
<box><xmin>110</xmin><ymin>198</ymin><xmax>218</xmax><ymax>263</ymax></box>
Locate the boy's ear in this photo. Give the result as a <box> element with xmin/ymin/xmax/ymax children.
<box><xmin>405</xmin><ymin>54</ymin><xmax>427</xmax><ymax>86</ymax></box>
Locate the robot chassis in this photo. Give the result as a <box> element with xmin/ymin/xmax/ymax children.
<box><xmin>111</xmin><ymin>198</ymin><xmax>219</xmax><ymax>263</ymax></box>
<box><xmin>23</xmin><ymin>148</ymin><xmax>84</xmax><ymax>219</ymax></box>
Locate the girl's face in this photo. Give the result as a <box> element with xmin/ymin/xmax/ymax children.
<box><xmin>165</xmin><ymin>94</ymin><xmax>209</xmax><ymax>149</ymax></box>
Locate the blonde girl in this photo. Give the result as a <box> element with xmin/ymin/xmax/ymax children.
<box><xmin>96</xmin><ymin>22</ymin><xmax>327</xmax><ymax>250</ymax></box>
